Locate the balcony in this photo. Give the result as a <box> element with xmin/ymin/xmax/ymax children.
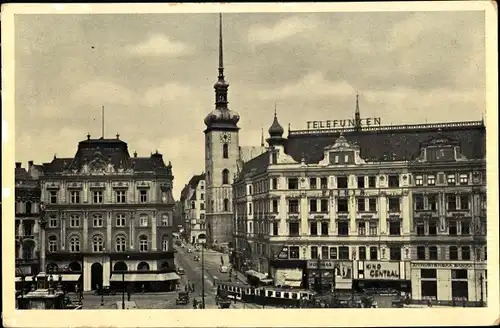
<box><xmin>355</xmin><ymin>211</ymin><xmax>379</xmax><ymax>220</ymax></box>
<box><xmin>413</xmin><ymin>209</ymin><xmax>439</xmax><ymax>219</ymax></box>
<box><xmin>446</xmin><ymin>208</ymin><xmax>472</xmax><ymax>218</ymax></box>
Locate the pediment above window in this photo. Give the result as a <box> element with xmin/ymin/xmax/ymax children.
<box><xmin>319</xmin><ymin>134</ymin><xmax>366</xmax><ymax>166</ymax></box>
<box><xmin>417</xmin><ymin>134</ymin><xmax>467</xmax><ymax>163</ymax></box>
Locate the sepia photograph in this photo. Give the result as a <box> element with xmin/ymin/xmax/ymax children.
<box><xmin>1</xmin><ymin>2</ymin><xmax>498</xmax><ymax>327</ymax></box>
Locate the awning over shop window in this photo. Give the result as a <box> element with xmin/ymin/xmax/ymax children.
<box><xmin>15</xmin><ymin>276</ymin><xmax>33</xmax><ymax>282</ymax></box>
<box><xmin>61</xmin><ymin>274</ymin><xmax>82</xmax><ymax>282</ymax></box>
<box><xmin>110</xmin><ymin>272</ymin><xmax>181</xmax><ymax>282</ymax></box>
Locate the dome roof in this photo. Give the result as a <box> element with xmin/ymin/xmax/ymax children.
<box><xmin>268</xmin><ymin>114</ymin><xmax>284</xmax><ymax>137</ymax></box>
<box><xmin>204</xmin><ymin>108</ymin><xmax>240</xmax><ymax>128</ymax></box>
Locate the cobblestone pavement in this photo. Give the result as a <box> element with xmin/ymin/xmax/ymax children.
<box><xmin>80</xmin><ymin>292</ymin><xmax>179</xmax><ymax>309</ymax></box>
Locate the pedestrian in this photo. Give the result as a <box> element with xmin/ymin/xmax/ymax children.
<box><xmin>191</xmin><ymin>282</ymin><xmax>195</xmax><ymax>292</ymax></box>
<box><xmin>193</xmin><ymin>298</ymin><xmax>198</xmax><ymax>309</ymax></box>
<box><xmin>141</xmin><ymin>284</ymin><xmax>145</xmax><ymax>294</ymax></box>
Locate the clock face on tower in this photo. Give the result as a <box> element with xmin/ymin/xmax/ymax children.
<box><xmin>220</xmin><ymin>132</ymin><xmax>231</xmax><ymax>143</ymax></box>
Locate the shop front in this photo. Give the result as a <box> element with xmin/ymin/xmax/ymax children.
<box><xmin>306</xmin><ymin>260</ymin><xmax>353</xmax><ymax>292</ymax></box>
<box><xmin>410</xmin><ymin>261</ymin><xmax>487</xmax><ymax>304</ymax></box>
<box><xmin>270</xmin><ymin>259</ymin><xmax>307</xmax><ymax>288</ymax></box>
<box><xmin>353</xmin><ymin>260</ymin><xmax>411</xmax><ymax>294</ymax></box>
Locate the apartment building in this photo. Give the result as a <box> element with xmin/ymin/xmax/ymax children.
<box><xmin>180</xmin><ymin>173</ymin><xmax>207</xmax><ymax>245</ymax></box>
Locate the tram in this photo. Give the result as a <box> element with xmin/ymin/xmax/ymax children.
<box><xmin>215</xmin><ymin>280</ymin><xmax>316</xmax><ymax>308</ymax></box>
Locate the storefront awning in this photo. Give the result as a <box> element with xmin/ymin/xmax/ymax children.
<box><xmin>110</xmin><ymin>272</ymin><xmax>181</xmax><ymax>282</ymax></box>
<box><xmin>61</xmin><ymin>274</ymin><xmax>82</xmax><ymax>282</ymax></box>
<box><xmin>15</xmin><ymin>276</ymin><xmax>33</xmax><ymax>282</ymax></box>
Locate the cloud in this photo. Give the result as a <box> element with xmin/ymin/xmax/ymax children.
<box><xmin>247</xmin><ymin>16</ymin><xmax>316</xmax><ymax>45</ymax></box>
<box><xmin>70</xmin><ymin>81</ymin><xmax>139</xmax><ymax>107</ymax></box>
<box><xmin>124</xmin><ymin>34</ymin><xmax>193</xmax><ymax>57</ymax></box>
<box><xmin>262</xmin><ymin>72</ymin><xmax>355</xmax><ymax>99</ymax></box>
<box><xmin>143</xmin><ymin>83</ymin><xmax>193</xmax><ymax>107</ymax></box>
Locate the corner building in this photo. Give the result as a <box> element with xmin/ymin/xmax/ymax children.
<box><xmin>233</xmin><ymin>103</ymin><xmax>486</xmax><ymax>303</ymax></box>
<box><xmin>40</xmin><ymin>135</ymin><xmax>178</xmax><ymax>292</ymax></box>
<box><xmin>180</xmin><ymin>173</ymin><xmax>207</xmax><ymax>245</ymax></box>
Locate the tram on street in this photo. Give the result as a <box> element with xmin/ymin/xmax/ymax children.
<box><xmin>215</xmin><ymin>280</ymin><xmax>316</xmax><ymax>308</ymax></box>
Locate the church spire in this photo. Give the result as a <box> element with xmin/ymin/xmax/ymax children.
<box><xmin>214</xmin><ymin>13</ymin><xmax>229</xmax><ymax>109</ymax></box>
<box><xmin>354</xmin><ymin>92</ymin><xmax>361</xmax><ymax>130</ymax></box>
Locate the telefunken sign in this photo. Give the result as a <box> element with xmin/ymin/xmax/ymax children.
<box><xmin>307</xmin><ymin>118</ymin><xmax>381</xmax><ymax>130</ymax></box>
<box><xmin>364</xmin><ymin>262</ymin><xmax>400</xmax><ymax>280</ymax></box>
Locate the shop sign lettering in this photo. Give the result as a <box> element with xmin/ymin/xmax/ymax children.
<box><xmin>411</xmin><ymin>262</ymin><xmax>473</xmax><ymax>269</ymax></box>
<box><xmin>364</xmin><ymin>262</ymin><xmax>400</xmax><ymax>280</ymax></box>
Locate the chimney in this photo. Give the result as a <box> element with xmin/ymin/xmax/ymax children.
<box><xmin>15</xmin><ymin>162</ymin><xmax>22</xmax><ymax>169</ymax></box>
<box><xmin>28</xmin><ymin>160</ymin><xmax>34</xmax><ymax>167</ymax></box>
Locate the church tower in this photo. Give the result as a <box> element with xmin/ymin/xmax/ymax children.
<box><xmin>203</xmin><ymin>14</ymin><xmax>240</xmax><ymax>247</ymax></box>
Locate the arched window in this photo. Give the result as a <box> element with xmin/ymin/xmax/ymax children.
<box><xmin>224</xmin><ymin>198</ymin><xmax>230</xmax><ymax>212</ymax></box>
<box><xmin>69</xmin><ymin>236</ymin><xmax>80</xmax><ymax>252</ymax></box>
<box><xmin>113</xmin><ymin>261</ymin><xmax>128</xmax><ymax>272</ymax></box>
<box><xmin>137</xmin><ymin>262</ymin><xmax>150</xmax><ymax>271</ymax></box>
<box><xmin>92</xmin><ymin>235</ymin><xmax>104</xmax><ymax>252</ymax></box>
<box><xmin>222</xmin><ymin>169</ymin><xmax>229</xmax><ymax>185</ymax></box>
<box><xmin>160</xmin><ymin>261</ymin><xmax>169</xmax><ymax>270</ymax></box>
<box><xmin>115</xmin><ymin>235</ymin><xmax>127</xmax><ymax>252</ymax></box>
<box><xmin>162</xmin><ymin>236</ymin><xmax>169</xmax><ymax>251</ymax></box>
<box><xmin>48</xmin><ymin>235</ymin><xmax>58</xmax><ymax>252</ymax></box>
<box><xmin>26</xmin><ymin>201</ymin><xmax>32</xmax><ymax>215</ymax></box>
<box><xmin>223</xmin><ymin>143</ymin><xmax>229</xmax><ymax>159</ymax></box>
<box><xmin>69</xmin><ymin>261</ymin><xmax>82</xmax><ymax>272</ymax></box>
<box><xmin>139</xmin><ymin>235</ymin><xmax>148</xmax><ymax>252</ymax></box>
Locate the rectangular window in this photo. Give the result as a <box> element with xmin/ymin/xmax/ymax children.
<box><xmin>289</xmin><ymin>246</ymin><xmax>300</xmax><ymax>259</ymax></box>
<box><xmin>461</xmin><ymin>246</ymin><xmax>471</xmax><ymax>260</ymax></box>
<box><xmin>271</xmin><ymin>153</ymin><xmax>278</xmax><ymax>164</ymax></box>
<box><xmin>310</xmin><ymin>222</ymin><xmax>318</xmax><ymax>235</ymax></box>
<box><xmin>451</xmin><ymin>269</ymin><xmax>467</xmax><ymax>280</ymax></box>
<box><xmin>288</xmin><ymin>199</ymin><xmax>299</xmax><ymax>213</ymax></box>
<box><xmin>69</xmin><ymin>215</ymin><xmax>80</xmax><ymax>228</ymax></box>
<box><xmin>338</xmin><ymin>246</ymin><xmax>349</xmax><ymax>260</ymax></box>
<box><xmin>309</xmin><ymin>199</ymin><xmax>317</xmax><ymax>213</ymax></box>
<box><xmin>459</xmin><ymin>174</ymin><xmax>469</xmax><ymax>185</ymax></box>
<box><xmin>428</xmin><ymin>195</ymin><xmax>438</xmax><ymax>211</ymax></box>
<box><xmin>289</xmin><ymin>222</ymin><xmax>299</xmax><ymax>236</ymax></box>
<box><xmin>337</xmin><ymin>177</ymin><xmax>348</xmax><ymax>189</ymax></box>
<box><xmin>93</xmin><ymin>215</ymin><xmax>103</xmax><ymax>227</ymax></box>
<box><xmin>358</xmin><ymin>246</ymin><xmax>366</xmax><ymax>260</ymax></box>
<box><xmin>388</xmin><ymin>197</ymin><xmax>400</xmax><ymax>212</ymax></box>
<box><xmin>70</xmin><ymin>191</ymin><xmax>80</xmax><ymax>204</ymax></box>
<box><xmin>357</xmin><ymin>198</ymin><xmax>365</xmax><ymax>212</ymax></box>
<box><xmin>272</xmin><ymin>199</ymin><xmax>278</xmax><ymax>213</ymax></box>
<box><xmin>337</xmin><ymin>221</ymin><xmax>349</xmax><ymax>236</ymax></box>
<box><xmin>368</xmin><ymin>198</ymin><xmax>377</xmax><ymax>212</ymax></box>
<box><xmin>139</xmin><ymin>190</ymin><xmax>148</xmax><ymax>203</ymax></box>
<box><xmin>369</xmin><ymin>222</ymin><xmax>377</xmax><ymax>235</ymax></box>
<box><xmin>334</xmin><ymin>155</ymin><xmax>339</xmax><ymax>164</ymax></box>
<box><xmin>47</xmin><ymin>215</ymin><xmax>58</xmax><ymax>228</ymax></box>
<box><xmin>329</xmin><ymin>247</ymin><xmax>337</xmax><ymax>260</ymax></box>
<box><xmin>337</xmin><ymin>198</ymin><xmax>348</xmax><ymax>213</ymax></box>
<box><xmin>421</xmin><ymin>268</ymin><xmax>437</xmax><ymax>279</ymax></box>
<box><xmin>428</xmin><ymin>221</ymin><xmax>437</xmax><ymax>235</ymax></box>
<box><xmin>390</xmin><ymin>247</ymin><xmax>401</xmax><ymax>261</ymax></box>
<box><xmin>447</xmin><ymin>174</ymin><xmax>456</xmax><ymax>185</ymax></box>
<box><xmin>369</xmin><ymin>246</ymin><xmax>378</xmax><ymax>260</ymax></box>
<box><xmin>320</xmin><ymin>199</ymin><xmax>328</xmax><ymax>212</ymax></box>
<box><xmin>368</xmin><ymin>176</ymin><xmax>376</xmax><ymax>188</ymax></box>
<box><xmin>115</xmin><ymin>190</ymin><xmax>127</xmax><ymax>203</ymax></box>
<box><xmin>309</xmin><ymin>178</ymin><xmax>317</xmax><ymax>189</ymax></box>
<box><xmin>116</xmin><ymin>214</ymin><xmax>126</xmax><ymax>227</ymax></box>
<box><xmin>416</xmin><ymin>222</ymin><xmax>425</xmax><ymax>235</ymax></box>
<box><xmin>140</xmin><ymin>216</ymin><xmax>148</xmax><ymax>227</ymax></box>
<box><xmin>389</xmin><ymin>221</ymin><xmax>401</xmax><ymax>235</ymax></box>
<box><xmin>357</xmin><ymin>176</ymin><xmax>365</xmax><ymax>188</ymax></box>
<box><xmin>49</xmin><ymin>191</ymin><xmax>58</xmax><ymax>204</ymax></box>
<box><xmin>92</xmin><ymin>191</ymin><xmax>103</xmax><ymax>204</ymax></box>
<box><xmin>449</xmin><ymin>246</ymin><xmax>459</xmax><ymax>260</ymax></box>
<box><xmin>200</xmin><ymin>193</ymin><xmax>204</xmax><ymax>200</ymax></box>
<box><xmin>321</xmin><ymin>222</ymin><xmax>328</xmax><ymax>236</ymax></box>
<box><xmin>288</xmin><ymin>178</ymin><xmax>299</xmax><ymax>190</ymax></box>
<box><xmin>358</xmin><ymin>221</ymin><xmax>366</xmax><ymax>235</ymax></box>
<box><xmin>427</xmin><ymin>175</ymin><xmax>436</xmax><ymax>186</ymax></box>
<box><xmin>200</xmin><ymin>203</ymin><xmax>205</xmax><ymax>210</ymax></box>
<box><xmin>273</xmin><ymin>222</ymin><xmax>278</xmax><ymax>235</ymax></box>
<box><xmin>310</xmin><ymin>246</ymin><xmax>318</xmax><ymax>259</ymax></box>
<box><xmin>415</xmin><ymin>175</ymin><xmax>423</xmax><ymax>186</ymax></box>
<box><xmin>414</xmin><ymin>195</ymin><xmax>424</xmax><ymax>210</ymax></box>
<box><xmin>461</xmin><ymin>220</ymin><xmax>471</xmax><ymax>235</ymax></box>
<box><xmin>321</xmin><ymin>246</ymin><xmax>329</xmax><ymax>259</ymax></box>
<box><xmin>447</xmin><ymin>195</ymin><xmax>457</xmax><ymax>210</ymax></box>
<box><xmin>459</xmin><ymin>195</ymin><xmax>470</xmax><ymax>210</ymax></box>
<box><xmin>271</xmin><ymin>178</ymin><xmax>278</xmax><ymax>190</ymax></box>
<box><xmin>429</xmin><ymin>246</ymin><xmax>438</xmax><ymax>260</ymax></box>
<box><xmin>388</xmin><ymin>175</ymin><xmax>399</xmax><ymax>187</ymax></box>
<box><xmin>417</xmin><ymin>246</ymin><xmax>426</xmax><ymax>260</ymax></box>
<box><xmin>320</xmin><ymin>177</ymin><xmax>328</xmax><ymax>189</ymax></box>
<box><xmin>449</xmin><ymin>220</ymin><xmax>458</xmax><ymax>235</ymax></box>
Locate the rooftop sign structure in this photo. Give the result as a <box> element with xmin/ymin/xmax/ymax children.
<box><xmin>306</xmin><ymin>118</ymin><xmax>381</xmax><ymax>130</ymax></box>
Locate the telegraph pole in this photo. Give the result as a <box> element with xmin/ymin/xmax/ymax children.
<box><xmin>201</xmin><ymin>241</ymin><xmax>205</xmax><ymax>309</ymax></box>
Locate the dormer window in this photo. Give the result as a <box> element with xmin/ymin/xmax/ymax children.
<box><xmin>420</xmin><ymin>135</ymin><xmax>461</xmax><ymax>162</ymax></box>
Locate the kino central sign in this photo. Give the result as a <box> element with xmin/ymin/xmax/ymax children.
<box><xmin>307</xmin><ymin>118</ymin><xmax>381</xmax><ymax>130</ymax></box>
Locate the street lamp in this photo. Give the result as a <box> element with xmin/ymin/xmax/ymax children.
<box><xmin>201</xmin><ymin>240</ymin><xmax>205</xmax><ymax>309</ymax></box>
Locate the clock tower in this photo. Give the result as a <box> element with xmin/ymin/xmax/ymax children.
<box><xmin>203</xmin><ymin>14</ymin><xmax>240</xmax><ymax>247</ymax></box>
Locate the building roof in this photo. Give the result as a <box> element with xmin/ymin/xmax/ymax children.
<box><xmin>239</xmin><ymin>146</ymin><xmax>267</xmax><ymax>164</ymax></box>
<box><xmin>188</xmin><ymin>173</ymin><xmax>205</xmax><ymax>189</ymax></box>
<box><xmin>237</xmin><ymin>121</ymin><xmax>486</xmax><ymax>181</ymax></box>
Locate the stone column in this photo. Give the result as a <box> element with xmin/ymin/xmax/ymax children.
<box><xmin>129</xmin><ymin>211</ymin><xmax>135</xmax><ymax>250</ymax></box>
<box><xmin>83</xmin><ymin>211</ymin><xmax>89</xmax><ymax>251</ymax></box>
<box><xmin>106</xmin><ymin>211</ymin><xmax>112</xmax><ymax>250</ymax></box>
<box><xmin>60</xmin><ymin>211</ymin><xmax>66</xmax><ymax>250</ymax></box>
<box><xmin>151</xmin><ymin>211</ymin><xmax>157</xmax><ymax>251</ymax></box>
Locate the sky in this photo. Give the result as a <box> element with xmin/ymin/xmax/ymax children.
<box><xmin>14</xmin><ymin>11</ymin><xmax>486</xmax><ymax>199</ymax></box>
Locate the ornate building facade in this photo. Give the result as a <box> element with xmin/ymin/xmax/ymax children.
<box><xmin>233</xmin><ymin>98</ymin><xmax>486</xmax><ymax>303</ymax></box>
<box><xmin>15</xmin><ymin>161</ymin><xmax>44</xmax><ymax>279</ymax></box>
<box><xmin>40</xmin><ymin>135</ymin><xmax>178</xmax><ymax>292</ymax></box>
<box><xmin>180</xmin><ymin>173</ymin><xmax>207</xmax><ymax>245</ymax></box>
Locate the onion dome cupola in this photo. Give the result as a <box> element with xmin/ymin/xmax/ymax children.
<box><xmin>267</xmin><ymin>105</ymin><xmax>285</xmax><ymax>146</ymax></box>
<box><xmin>204</xmin><ymin>13</ymin><xmax>240</xmax><ymax>131</ymax></box>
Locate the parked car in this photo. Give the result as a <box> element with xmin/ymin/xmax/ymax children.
<box><xmin>93</xmin><ymin>286</ymin><xmax>116</xmax><ymax>295</ymax></box>
<box><xmin>187</xmin><ymin>248</ymin><xmax>193</xmax><ymax>253</ymax></box>
<box><xmin>177</xmin><ymin>267</ymin><xmax>185</xmax><ymax>275</ymax></box>
<box><xmin>176</xmin><ymin>291</ymin><xmax>190</xmax><ymax>305</ymax></box>
<box><xmin>219</xmin><ymin>265</ymin><xmax>229</xmax><ymax>273</ymax></box>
